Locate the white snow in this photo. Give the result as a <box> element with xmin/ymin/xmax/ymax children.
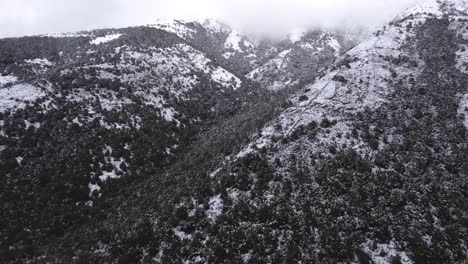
<box><xmin>67</xmin><ymin>89</ymin><xmax>132</xmax><ymax>112</ymax></box>
<box><xmin>99</xmin><ymin>170</ymin><xmax>120</xmax><ymax>182</ymax></box>
<box><xmin>90</xmin><ymin>33</ymin><xmax>123</xmax><ymax>45</ymax></box>
<box><xmin>24</xmin><ymin>58</ymin><xmax>53</xmax><ymax>66</ymax></box>
<box><xmin>161</xmin><ymin>107</ymin><xmax>180</xmax><ymax>125</ymax></box>
<box><xmin>94</xmin><ymin>242</ymin><xmax>111</xmax><ymax>256</ymax></box>
<box><xmin>0</xmin><ymin>84</ymin><xmax>45</xmax><ymax>112</ymax></box>
<box><xmin>43</xmin><ymin>32</ymin><xmax>89</xmax><ymax>38</ymax></box>
<box><xmin>225</xmin><ymin>31</ymin><xmax>245</xmax><ymax>51</ymax></box>
<box><xmin>0</xmin><ymin>75</ymin><xmax>17</xmax><ymax>87</ymax></box>
<box><xmin>212</xmin><ymin>67</ymin><xmax>241</xmax><ymax>90</ymax></box>
<box><xmin>173</xmin><ymin>227</ymin><xmax>192</xmax><ymax>240</ymax></box>
<box><xmin>88</xmin><ymin>182</ymin><xmax>101</xmax><ymax>196</ymax></box>
<box><xmin>209</xmin><ymin>167</ymin><xmax>222</xmax><ymax>178</ymax></box>
<box><xmin>458</xmin><ymin>93</ymin><xmax>468</xmax><ymax>128</ymax></box>
<box><xmin>206</xmin><ymin>194</ymin><xmax>223</xmax><ymax>222</ymax></box>
<box><xmin>180</xmin><ymin>44</ymin><xmax>241</xmax><ymax>89</ymax></box>
<box><xmin>246</xmin><ymin>49</ymin><xmax>292</xmax><ymax>90</ymax></box>
<box><xmin>327</xmin><ymin>36</ymin><xmax>341</xmax><ymax>56</ymax></box>
<box><xmin>456</xmin><ymin>46</ymin><xmax>468</xmax><ymax>74</ymax></box>
<box><xmin>24</xmin><ymin>120</ymin><xmax>41</xmax><ymax>129</ymax></box>
<box><xmin>362</xmin><ymin>240</ymin><xmax>412</xmax><ymax>264</ymax></box>
<box><xmin>238</xmin><ymin>1</ymin><xmax>426</xmax><ymax>161</ymax></box>
<box><xmin>201</xmin><ymin>18</ymin><xmax>230</xmax><ymax>33</ymax></box>
<box><xmin>97</xmin><ymin>146</ymin><xmax>127</xmax><ymax>181</ymax></box>
<box><xmin>401</xmin><ymin>0</ymin><xmax>442</xmax><ymax>18</ymax></box>
<box><xmin>150</xmin><ymin>19</ymin><xmax>195</xmax><ymax>39</ymax></box>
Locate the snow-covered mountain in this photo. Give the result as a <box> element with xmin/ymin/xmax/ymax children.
<box><xmin>196</xmin><ymin>1</ymin><xmax>468</xmax><ymax>263</ymax></box>
<box><xmin>0</xmin><ymin>17</ymin><xmax>359</xmax><ymax>264</ymax></box>
<box><xmin>247</xmin><ymin>29</ymin><xmax>358</xmax><ymax>90</ymax></box>
<box><xmin>3</xmin><ymin>1</ymin><xmax>468</xmax><ymax>263</ymax></box>
<box><xmin>149</xmin><ymin>19</ymin><xmax>270</xmax><ymax>75</ymax></box>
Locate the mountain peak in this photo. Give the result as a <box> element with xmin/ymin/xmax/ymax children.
<box><xmin>399</xmin><ymin>0</ymin><xmax>468</xmax><ymax>18</ymax></box>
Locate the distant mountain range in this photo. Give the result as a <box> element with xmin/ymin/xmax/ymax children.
<box><xmin>1</xmin><ymin>0</ymin><xmax>468</xmax><ymax>263</ymax></box>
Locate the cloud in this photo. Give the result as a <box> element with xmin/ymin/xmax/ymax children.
<box><xmin>218</xmin><ymin>0</ymin><xmax>422</xmax><ymax>39</ymax></box>
<box><xmin>0</xmin><ymin>0</ymin><xmax>422</xmax><ymax>39</ymax></box>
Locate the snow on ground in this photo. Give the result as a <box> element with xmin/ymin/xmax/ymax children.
<box><xmin>455</xmin><ymin>39</ymin><xmax>468</xmax><ymax>73</ymax></box>
<box><xmin>206</xmin><ymin>194</ymin><xmax>223</xmax><ymax>222</ymax></box>
<box><xmin>67</xmin><ymin>89</ymin><xmax>132</xmax><ymax>112</ymax></box>
<box><xmin>180</xmin><ymin>44</ymin><xmax>241</xmax><ymax>89</ymax></box>
<box><xmin>212</xmin><ymin>67</ymin><xmax>241</xmax><ymax>90</ymax></box>
<box><xmin>327</xmin><ymin>36</ymin><xmax>341</xmax><ymax>56</ymax></box>
<box><xmin>458</xmin><ymin>93</ymin><xmax>468</xmax><ymax>128</ymax></box>
<box><xmin>99</xmin><ymin>170</ymin><xmax>120</xmax><ymax>182</ymax></box>
<box><xmin>150</xmin><ymin>19</ymin><xmax>195</xmax><ymax>39</ymax></box>
<box><xmin>43</xmin><ymin>32</ymin><xmax>89</xmax><ymax>38</ymax></box>
<box><xmin>225</xmin><ymin>31</ymin><xmax>243</xmax><ymax>51</ymax></box>
<box><xmin>246</xmin><ymin>48</ymin><xmax>295</xmax><ymax>90</ymax></box>
<box><xmin>400</xmin><ymin>0</ymin><xmax>442</xmax><ymax>18</ymax></box>
<box><xmin>201</xmin><ymin>18</ymin><xmax>230</xmax><ymax>33</ymax></box>
<box><xmin>0</xmin><ymin>84</ymin><xmax>45</xmax><ymax>112</ymax></box>
<box><xmin>362</xmin><ymin>240</ymin><xmax>412</xmax><ymax>264</ymax></box>
<box><xmin>88</xmin><ymin>183</ymin><xmax>101</xmax><ymax>196</ymax></box>
<box><xmin>161</xmin><ymin>107</ymin><xmax>180</xmax><ymax>125</ymax></box>
<box><xmin>238</xmin><ymin>4</ymin><xmax>424</xmax><ymax>160</ymax></box>
<box><xmin>173</xmin><ymin>227</ymin><xmax>193</xmax><ymax>240</ymax></box>
<box><xmin>24</xmin><ymin>58</ymin><xmax>54</xmax><ymax>66</ymax></box>
<box><xmin>248</xmin><ymin>49</ymin><xmax>291</xmax><ymax>79</ymax></box>
<box><xmin>450</xmin><ymin>0</ymin><xmax>468</xmax><ymax>14</ymax></box>
<box><xmin>90</xmin><ymin>33</ymin><xmax>123</xmax><ymax>45</ymax></box>
<box><xmin>224</xmin><ymin>31</ymin><xmax>254</xmax><ymax>52</ymax></box>
<box><xmin>0</xmin><ymin>75</ymin><xmax>17</xmax><ymax>87</ymax></box>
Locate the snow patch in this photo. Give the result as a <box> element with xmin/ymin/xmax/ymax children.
<box><xmin>207</xmin><ymin>194</ymin><xmax>223</xmax><ymax>222</ymax></box>
<box><xmin>362</xmin><ymin>240</ymin><xmax>412</xmax><ymax>264</ymax></box>
<box><xmin>0</xmin><ymin>84</ymin><xmax>45</xmax><ymax>112</ymax></box>
<box><xmin>224</xmin><ymin>31</ymin><xmax>245</xmax><ymax>52</ymax></box>
<box><xmin>150</xmin><ymin>19</ymin><xmax>195</xmax><ymax>39</ymax></box>
<box><xmin>458</xmin><ymin>93</ymin><xmax>468</xmax><ymax>128</ymax></box>
<box><xmin>43</xmin><ymin>32</ymin><xmax>89</xmax><ymax>38</ymax></box>
<box><xmin>0</xmin><ymin>75</ymin><xmax>17</xmax><ymax>87</ymax></box>
<box><xmin>202</xmin><ymin>18</ymin><xmax>230</xmax><ymax>33</ymax></box>
<box><xmin>88</xmin><ymin>182</ymin><xmax>101</xmax><ymax>196</ymax></box>
<box><xmin>90</xmin><ymin>33</ymin><xmax>123</xmax><ymax>45</ymax></box>
<box><xmin>25</xmin><ymin>58</ymin><xmax>53</xmax><ymax>66</ymax></box>
<box><xmin>401</xmin><ymin>0</ymin><xmax>442</xmax><ymax>18</ymax></box>
<box><xmin>173</xmin><ymin>227</ymin><xmax>192</xmax><ymax>240</ymax></box>
<box><xmin>327</xmin><ymin>36</ymin><xmax>341</xmax><ymax>56</ymax></box>
<box><xmin>212</xmin><ymin>67</ymin><xmax>241</xmax><ymax>90</ymax></box>
<box><xmin>456</xmin><ymin>46</ymin><xmax>468</xmax><ymax>74</ymax></box>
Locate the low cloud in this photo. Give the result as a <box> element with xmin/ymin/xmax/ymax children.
<box><xmin>0</xmin><ymin>0</ymin><xmax>422</xmax><ymax>39</ymax></box>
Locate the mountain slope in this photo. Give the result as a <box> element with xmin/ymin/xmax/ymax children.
<box><xmin>247</xmin><ymin>29</ymin><xmax>358</xmax><ymax>90</ymax></box>
<box><xmin>0</xmin><ymin>24</ymin><xmax>290</xmax><ymax>263</ymax></box>
<box><xmin>195</xmin><ymin>1</ymin><xmax>468</xmax><ymax>263</ymax></box>
<box><xmin>0</xmin><ymin>17</ymin><xmax>359</xmax><ymax>263</ymax></box>
<box><xmin>4</xmin><ymin>1</ymin><xmax>468</xmax><ymax>263</ymax></box>
<box><xmin>149</xmin><ymin>19</ymin><xmax>269</xmax><ymax>75</ymax></box>
<box><xmin>76</xmin><ymin>1</ymin><xmax>467</xmax><ymax>263</ymax></box>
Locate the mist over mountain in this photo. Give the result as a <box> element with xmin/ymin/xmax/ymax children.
<box><xmin>1</xmin><ymin>0</ymin><xmax>419</xmax><ymax>39</ymax></box>
<box><xmin>1</xmin><ymin>0</ymin><xmax>468</xmax><ymax>263</ymax></box>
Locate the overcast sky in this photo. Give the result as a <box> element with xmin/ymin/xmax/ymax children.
<box><xmin>0</xmin><ymin>0</ymin><xmax>422</xmax><ymax>39</ymax></box>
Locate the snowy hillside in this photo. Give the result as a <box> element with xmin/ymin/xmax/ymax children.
<box><xmin>3</xmin><ymin>1</ymin><xmax>468</xmax><ymax>263</ymax></box>
<box><xmin>247</xmin><ymin>30</ymin><xmax>358</xmax><ymax>90</ymax></box>
<box><xmin>158</xmin><ymin>1</ymin><xmax>468</xmax><ymax>263</ymax></box>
